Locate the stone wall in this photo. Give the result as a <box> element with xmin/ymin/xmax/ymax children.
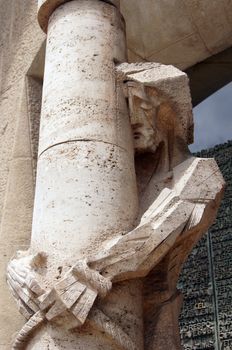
<box><xmin>0</xmin><ymin>1</ymin><xmax>44</xmax><ymax>347</ymax></box>
<box><xmin>179</xmin><ymin>141</ymin><xmax>232</xmax><ymax>350</ymax></box>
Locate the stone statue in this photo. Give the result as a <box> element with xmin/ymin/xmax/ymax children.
<box><xmin>6</xmin><ymin>1</ymin><xmax>224</xmax><ymax>349</ymax></box>
<box><xmin>7</xmin><ymin>62</ymin><xmax>224</xmax><ymax>350</ymax></box>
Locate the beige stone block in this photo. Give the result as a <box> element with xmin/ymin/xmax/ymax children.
<box><xmin>147</xmin><ymin>32</ymin><xmax>209</xmax><ymax>70</ymax></box>
<box><xmin>0</xmin><ymin>158</ymin><xmax>34</xmax><ymax>244</ymax></box>
<box><xmin>121</xmin><ymin>0</ymin><xmax>196</xmax><ymax>59</ymax></box>
<box><xmin>120</xmin><ymin>0</ymin><xmax>232</xmax><ymax>68</ymax></box>
<box><xmin>127</xmin><ymin>48</ymin><xmax>146</xmax><ymax>63</ymax></box>
<box><xmin>184</xmin><ymin>0</ymin><xmax>232</xmax><ymax>54</ymax></box>
<box><xmin>0</xmin><ymin>80</ymin><xmax>24</xmax><ymax>223</ymax></box>
<box><xmin>0</xmin><ymin>0</ymin><xmax>45</xmax><ymax>95</ymax></box>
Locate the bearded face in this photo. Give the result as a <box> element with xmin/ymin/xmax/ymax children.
<box><xmin>128</xmin><ymin>83</ymin><xmax>164</xmax><ymax>154</ymax></box>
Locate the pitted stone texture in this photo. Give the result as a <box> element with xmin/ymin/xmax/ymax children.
<box><xmin>11</xmin><ymin>1</ymin><xmax>143</xmax><ymax>349</ymax></box>
<box><xmin>39</xmin><ymin>0</ymin><xmax>127</xmax><ymax>155</ymax></box>
<box><xmin>117</xmin><ymin>62</ymin><xmax>194</xmax><ymax>145</ymax></box>
<box><xmin>33</xmin><ymin>0</ymin><xmax>137</xmax><ymax>266</ymax></box>
<box><xmin>38</xmin><ymin>0</ymin><xmax>120</xmax><ymax>32</ymax></box>
<box><xmin>31</xmin><ymin>141</ymin><xmax>138</xmax><ymax>264</ymax></box>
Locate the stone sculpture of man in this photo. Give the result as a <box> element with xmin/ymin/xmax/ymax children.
<box><xmin>7</xmin><ymin>62</ymin><xmax>224</xmax><ymax>350</ymax></box>
<box><xmin>6</xmin><ymin>1</ymin><xmax>224</xmax><ymax>348</ymax></box>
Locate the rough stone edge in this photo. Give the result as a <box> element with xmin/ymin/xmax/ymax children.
<box><xmin>38</xmin><ymin>0</ymin><xmax>120</xmax><ymax>33</ymax></box>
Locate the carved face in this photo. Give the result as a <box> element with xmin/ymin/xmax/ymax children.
<box><xmin>128</xmin><ymin>83</ymin><xmax>163</xmax><ymax>153</ymax></box>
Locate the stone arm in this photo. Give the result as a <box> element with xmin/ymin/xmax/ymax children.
<box><xmin>89</xmin><ymin>189</ymin><xmax>194</xmax><ymax>281</ymax></box>
<box><xmin>88</xmin><ymin>157</ymin><xmax>224</xmax><ymax>283</ymax></box>
<box><xmin>6</xmin><ymin>157</ymin><xmax>224</xmax><ymax>350</ymax></box>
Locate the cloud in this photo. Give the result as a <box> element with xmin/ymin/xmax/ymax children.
<box><xmin>189</xmin><ymin>82</ymin><xmax>232</xmax><ymax>152</ymax></box>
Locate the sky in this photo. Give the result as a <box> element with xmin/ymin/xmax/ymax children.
<box><xmin>189</xmin><ymin>82</ymin><xmax>232</xmax><ymax>153</ymax></box>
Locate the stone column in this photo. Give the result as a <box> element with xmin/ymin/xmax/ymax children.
<box><xmin>18</xmin><ymin>0</ymin><xmax>143</xmax><ymax>349</ymax></box>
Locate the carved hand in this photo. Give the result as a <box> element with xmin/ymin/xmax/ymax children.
<box><xmin>7</xmin><ymin>252</ymin><xmax>45</xmax><ymax>319</ymax></box>
<box><xmin>7</xmin><ymin>253</ymin><xmax>112</xmax><ymax>328</ymax></box>
<box><xmin>38</xmin><ymin>259</ymin><xmax>112</xmax><ymax>327</ymax></box>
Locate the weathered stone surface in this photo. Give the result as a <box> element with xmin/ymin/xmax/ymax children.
<box><xmin>0</xmin><ymin>0</ymin><xmax>45</xmax><ymax>95</ymax></box>
<box><xmin>37</xmin><ymin>0</ymin><xmax>120</xmax><ymax>32</ymax></box>
<box><xmin>8</xmin><ymin>1</ymin><xmax>143</xmax><ymax>349</ymax></box>
<box><xmin>0</xmin><ymin>0</ymin><xmax>226</xmax><ymax>349</ymax></box>
<box><xmin>121</xmin><ymin>0</ymin><xmax>232</xmax><ymax>69</ymax></box>
<box><xmin>117</xmin><ymin>62</ymin><xmax>194</xmax><ymax>146</ymax></box>
<box><xmin>32</xmin><ymin>1</ymin><xmax>136</xmax><ymax>263</ymax></box>
<box><xmin>7</xmin><ymin>61</ymin><xmax>224</xmax><ymax>349</ymax></box>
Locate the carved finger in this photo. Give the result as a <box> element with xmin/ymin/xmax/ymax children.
<box><xmin>7</xmin><ymin>263</ymin><xmax>43</xmax><ymax>299</ymax></box>
<box><xmin>25</xmin><ymin>274</ymin><xmax>44</xmax><ymax>296</ymax></box>
<box><xmin>71</xmin><ymin>288</ymin><xmax>97</xmax><ymax>325</ymax></box>
<box><xmin>7</xmin><ymin>265</ymin><xmax>26</xmax><ymax>287</ymax></box>
<box><xmin>39</xmin><ymin>289</ymin><xmax>57</xmax><ymax>311</ymax></box>
<box><xmin>45</xmin><ymin>299</ymin><xmax>66</xmax><ymax>321</ymax></box>
<box><xmin>7</xmin><ymin>274</ymin><xmax>39</xmax><ymax>313</ymax></box>
<box><xmin>7</xmin><ymin>278</ymin><xmax>34</xmax><ymax>319</ymax></box>
<box><xmin>16</xmin><ymin>299</ymin><xmax>34</xmax><ymax>320</ymax></box>
<box><xmin>6</xmin><ymin>279</ymin><xmax>19</xmax><ymax>302</ymax></box>
<box><xmin>55</xmin><ymin>275</ymin><xmax>86</xmax><ymax>309</ymax></box>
